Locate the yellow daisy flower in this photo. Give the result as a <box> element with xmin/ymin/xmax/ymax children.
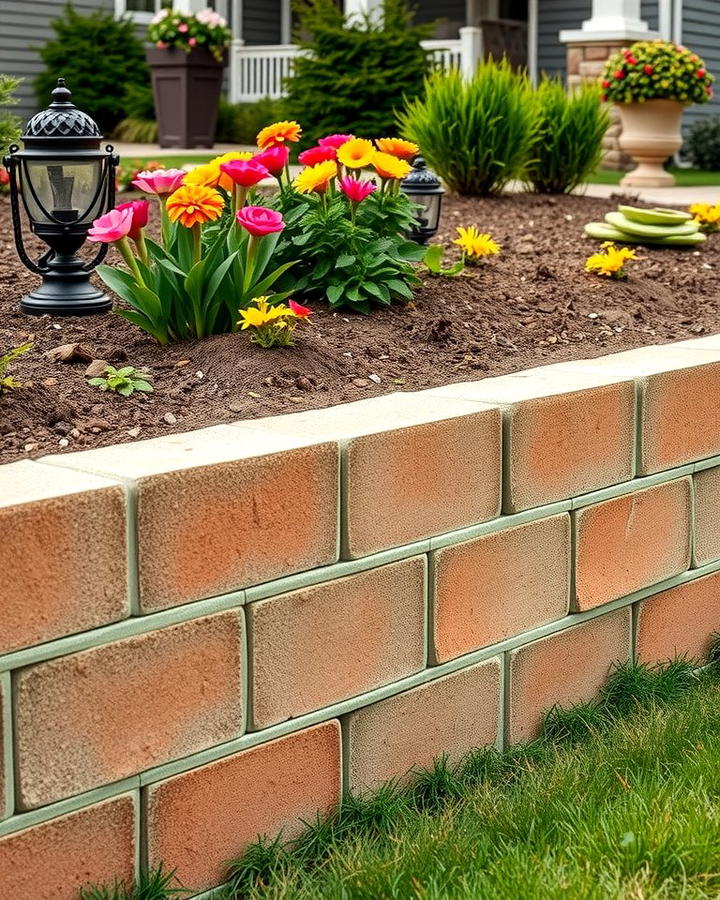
<box><xmin>257</xmin><ymin>120</ymin><xmax>302</xmax><ymax>150</ymax></box>
<box><xmin>183</xmin><ymin>162</ymin><xmax>222</xmax><ymax>189</ymax></box>
<box><xmin>453</xmin><ymin>226</ymin><xmax>501</xmax><ymax>262</ymax></box>
<box><xmin>293</xmin><ymin>159</ymin><xmax>338</xmax><ymax>194</ymax></box>
<box><xmin>585</xmin><ymin>242</ymin><xmax>638</xmax><ymax>279</ymax></box>
<box><xmin>372</xmin><ymin>151</ymin><xmax>413</xmax><ymax>180</ymax></box>
<box><xmin>337</xmin><ymin>137</ymin><xmax>376</xmax><ymax>169</ymax></box>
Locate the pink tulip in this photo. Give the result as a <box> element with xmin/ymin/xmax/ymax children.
<box><xmin>253</xmin><ymin>144</ymin><xmax>289</xmax><ymax>176</ymax></box>
<box><xmin>338</xmin><ymin>176</ymin><xmax>376</xmax><ymax>204</ymax></box>
<box><xmin>236</xmin><ymin>205</ymin><xmax>285</xmax><ymax>237</ymax></box>
<box><xmin>132</xmin><ymin>168</ymin><xmax>186</xmax><ymax>195</ymax></box>
<box><xmin>318</xmin><ymin>134</ymin><xmax>354</xmax><ymax>150</ymax></box>
<box><xmin>116</xmin><ymin>199</ymin><xmax>149</xmax><ymax>242</ymax></box>
<box><xmin>220</xmin><ymin>158</ymin><xmax>270</xmax><ymax>187</ymax></box>
<box><xmin>298</xmin><ymin>145</ymin><xmax>337</xmax><ymax>166</ymax></box>
<box><xmin>87</xmin><ymin>206</ymin><xmax>134</xmax><ymax>243</ymax></box>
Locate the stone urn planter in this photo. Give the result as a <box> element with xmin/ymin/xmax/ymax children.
<box><xmin>146</xmin><ymin>46</ymin><xmax>227</xmax><ymax>149</ymax></box>
<box><xmin>617</xmin><ymin>99</ymin><xmax>685</xmax><ymax>189</ymax></box>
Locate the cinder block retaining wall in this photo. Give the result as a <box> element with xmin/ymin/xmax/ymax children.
<box><xmin>3</xmin><ymin>338</ymin><xmax>720</xmax><ymax>897</ymax></box>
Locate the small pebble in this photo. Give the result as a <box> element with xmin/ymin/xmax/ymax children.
<box><xmin>163</xmin><ymin>412</ymin><xmax>177</xmax><ymax>425</ymax></box>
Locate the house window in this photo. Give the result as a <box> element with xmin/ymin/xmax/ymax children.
<box><xmin>115</xmin><ymin>0</ymin><xmax>172</xmax><ymax>24</ymax></box>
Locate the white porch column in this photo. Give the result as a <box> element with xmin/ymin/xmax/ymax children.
<box><xmin>559</xmin><ymin>0</ymin><xmax>658</xmax><ymax>44</ymax></box>
<box><xmin>344</xmin><ymin>0</ymin><xmax>383</xmax><ymax>17</ymax></box>
<box><xmin>459</xmin><ymin>26</ymin><xmax>483</xmax><ymax>80</ymax></box>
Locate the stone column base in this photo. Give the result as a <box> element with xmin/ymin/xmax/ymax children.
<box><xmin>566</xmin><ymin>40</ymin><xmax>634</xmax><ymax>171</ymax></box>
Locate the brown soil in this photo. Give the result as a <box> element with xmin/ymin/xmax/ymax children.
<box><xmin>1</xmin><ymin>190</ymin><xmax>717</xmax><ymax>464</ymax></box>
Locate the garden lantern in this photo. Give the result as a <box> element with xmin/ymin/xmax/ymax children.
<box><xmin>3</xmin><ymin>78</ymin><xmax>118</xmax><ymax>315</ymax></box>
<box><xmin>400</xmin><ymin>156</ymin><xmax>444</xmax><ymax>245</ymax></box>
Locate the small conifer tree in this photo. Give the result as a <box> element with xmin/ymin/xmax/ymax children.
<box><xmin>0</xmin><ymin>74</ymin><xmax>21</xmax><ymax>157</ymax></box>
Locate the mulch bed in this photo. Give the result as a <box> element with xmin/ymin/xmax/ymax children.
<box><xmin>1</xmin><ymin>190</ymin><xmax>717</xmax><ymax>465</ymax></box>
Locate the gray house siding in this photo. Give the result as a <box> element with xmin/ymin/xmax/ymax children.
<box><xmin>242</xmin><ymin>0</ymin><xmax>282</xmax><ymax>44</ymax></box>
<box><xmin>536</xmin><ymin>0</ymin><xmax>591</xmax><ymax>76</ymax></box>
<box><xmin>681</xmin><ymin>0</ymin><xmax>720</xmax><ymax>134</ymax></box>
<box><xmin>0</xmin><ymin>0</ymin><xmax>113</xmax><ymax>126</ymax></box>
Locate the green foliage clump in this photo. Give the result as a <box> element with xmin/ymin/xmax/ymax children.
<box><xmin>0</xmin><ymin>342</ymin><xmax>31</xmax><ymax>393</ymax></box>
<box><xmin>113</xmin><ymin>84</ymin><xmax>158</xmax><ymax>144</ymax></box>
<box><xmin>35</xmin><ymin>3</ymin><xmax>149</xmax><ymax>134</ymax></box>
<box><xmin>525</xmin><ymin>78</ymin><xmax>609</xmax><ymax>194</ymax></box>
<box><xmin>0</xmin><ymin>74</ymin><xmax>21</xmax><ymax>157</ymax></box>
<box><xmin>687</xmin><ymin>115</ymin><xmax>720</xmax><ymax>170</ymax></box>
<box><xmin>88</xmin><ymin>365</ymin><xmax>154</xmax><ymax>397</ymax></box>
<box><xmin>283</xmin><ymin>0</ymin><xmax>433</xmax><ymax>148</ymax></box>
<box><xmin>399</xmin><ymin>59</ymin><xmax>539</xmax><ymax>195</ymax></box>
<box><xmin>215</xmin><ymin>97</ymin><xmax>286</xmax><ymax>145</ymax></box>
<box><xmin>79</xmin><ymin>864</ymin><xmax>188</xmax><ymax>900</ymax></box>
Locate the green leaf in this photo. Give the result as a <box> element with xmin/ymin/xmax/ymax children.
<box><xmin>117</xmin><ymin>383</ymin><xmax>134</xmax><ymax>397</ymax></box>
<box><xmin>335</xmin><ymin>253</ymin><xmax>356</xmax><ymax>268</ymax></box>
<box><xmin>423</xmin><ymin>244</ymin><xmax>443</xmax><ymax>273</ymax></box>
<box><xmin>115</xmin><ymin>366</ymin><xmax>136</xmax><ymax>377</ymax></box>
<box><xmin>386</xmin><ymin>278</ymin><xmax>414</xmax><ymax>300</ymax></box>
<box><xmin>132</xmin><ymin>380</ymin><xmax>154</xmax><ymax>393</ymax></box>
<box><xmin>326</xmin><ymin>283</ymin><xmax>345</xmax><ymax>305</ymax></box>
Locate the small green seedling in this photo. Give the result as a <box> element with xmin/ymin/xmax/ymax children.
<box><xmin>0</xmin><ymin>342</ymin><xmax>32</xmax><ymax>393</ymax></box>
<box><xmin>88</xmin><ymin>365</ymin><xmax>154</xmax><ymax>397</ymax></box>
<box><xmin>423</xmin><ymin>244</ymin><xmax>465</xmax><ymax>277</ymax></box>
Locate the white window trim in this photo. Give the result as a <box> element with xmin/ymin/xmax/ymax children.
<box><xmin>114</xmin><ymin>0</ymin><xmax>164</xmax><ymax>25</ymax></box>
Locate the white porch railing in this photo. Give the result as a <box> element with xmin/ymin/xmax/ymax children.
<box><xmin>229</xmin><ymin>28</ymin><xmax>481</xmax><ymax>104</ymax></box>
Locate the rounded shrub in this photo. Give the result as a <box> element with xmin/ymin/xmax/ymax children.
<box><xmin>398</xmin><ymin>59</ymin><xmax>539</xmax><ymax>195</ymax></box>
<box><xmin>525</xmin><ymin>78</ymin><xmax>610</xmax><ymax>194</ymax></box>
<box><xmin>686</xmin><ymin>116</ymin><xmax>720</xmax><ymax>170</ymax></box>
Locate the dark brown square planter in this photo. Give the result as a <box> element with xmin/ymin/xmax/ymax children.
<box><xmin>146</xmin><ymin>46</ymin><xmax>227</xmax><ymax>149</ymax></box>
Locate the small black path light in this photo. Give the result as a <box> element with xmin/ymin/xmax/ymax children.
<box><xmin>399</xmin><ymin>156</ymin><xmax>445</xmax><ymax>245</ymax></box>
<box><xmin>3</xmin><ymin>78</ymin><xmax>119</xmax><ymax>316</ymax></box>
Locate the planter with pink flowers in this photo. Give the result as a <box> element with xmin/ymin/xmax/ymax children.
<box><xmin>146</xmin><ymin>8</ymin><xmax>232</xmax><ymax>149</ymax></box>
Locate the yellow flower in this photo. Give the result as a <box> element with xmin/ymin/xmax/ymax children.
<box><xmin>453</xmin><ymin>226</ymin><xmax>501</xmax><ymax>261</ymax></box>
<box><xmin>293</xmin><ymin>160</ymin><xmax>338</xmax><ymax>194</ymax></box>
<box><xmin>337</xmin><ymin>137</ymin><xmax>376</xmax><ymax>169</ymax></box>
<box><xmin>372</xmin><ymin>152</ymin><xmax>413</xmax><ymax>180</ymax></box>
<box><xmin>257</xmin><ymin>120</ymin><xmax>302</xmax><ymax>150</ymax></box>
<box><xmin>183</xmin><ymin>162</ymin><xmax>222</xmax><ymax>189</ymax></box>
<box><xmin>238</xmin><ymin>296</ymin><xmax>304</xmax><ymax>348</ymax></box>
<box><xmin>211</xmin><ymin>151</ymin><xmax>254</xmax><ymax>190</ymax></box>
<box><xmin>375</xmin><ymin>137</ymin><xmax>419</xmax><ymax>160</ymax></box>
<box><xmin>585</xmin><ymin>242</ymin><xmax>638</xmax><ymax>278</ymax></box>
<box><xmin>166</xmin><ymin>184</ymin><xmax>225</xmax><ymax>228</ymax></box>
<box><xmin>689</xmin><ymin>201</ymin><xmax>720</xmax><ymax>231</ymax></box>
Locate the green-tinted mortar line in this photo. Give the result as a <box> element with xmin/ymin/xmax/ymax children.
<box><xmin>570</xmin><ymin>464</ymin><xmax>695</xmax><ymax>510</ymax></box>
<box><xmin>125</xmin><ymin>481</ymin><xmax>141</xmax><ymax>615</ymax></box>
<box><xmin>1</xmin><ymin>671</ymin><xmax>13</xmax><ymax>821</ymax></box>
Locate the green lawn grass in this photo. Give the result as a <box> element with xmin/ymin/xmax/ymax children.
<box><xmin>118</xmin><ymin>155</ymin><xmax>217</xmax><ymax>170</ymax></box>
<box><xmin>590</xmin><ymin>166</ymin><xmax>720</xmax><ymax>186</ymax></box>
<box><xmin>84</xmin><ymin>648</ymin><xmax>720</xmax><ymax>900</ymax></box>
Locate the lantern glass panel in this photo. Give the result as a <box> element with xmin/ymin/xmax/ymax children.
<box><xmin>21</xmin><ymin>158</ymin><xmax>104</xmax><ymax>226</ymax></box>
<box><xmin>414</xmin><ymin>193</ymin><xmax>441</xmax><ymax>231</ymax></box>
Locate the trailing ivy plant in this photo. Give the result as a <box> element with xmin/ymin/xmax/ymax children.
<box><xmin>0</xmin><ymin>342</ymin><xmax>31</xmax><ymax>393</ymax></box>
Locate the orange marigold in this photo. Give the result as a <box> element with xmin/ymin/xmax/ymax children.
<box><xmin>257</xmin><ymin>120</ymin><xmax>302</xmax><ymax>150</ymax></box>
<box><xmin>183</xmin><ymin>162</ymin><xmax>222</xmax><ymax>189</ymax></box>
<box><xmin>372</xmin><ymin>152</ymin><xmax>413</xmax><ymax>180</ymax></box>
<box><xmin>166</xmin><ymin>184</ymin><xmax>225</xmax><ymax>228</ymax></box>
<box><xmin>375</xmin><ymin>137</ymin><xmax>419</xmax><ymax>160</ymax></box>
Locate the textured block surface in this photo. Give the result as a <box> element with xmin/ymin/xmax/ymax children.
<box><xmin>14</xmin><ymin>611</ymin><xmax>244</xmax><ymax>809</ymax></box>
<box><xmin>250</xmin><ymin>557</ymin><xmax>426</xmax><ymax>728</ymax></box>
<box><xmin>427</xmin><ymin>369</ymin><xmax>635</xmax><ymax>511</ymax></box>
<box><xmin>693</xmin><ymin>467</ymin><xmax>720</xmax><ymax>566</ymax></box>
<box><xmin>549</xmin><ymin>346</ymin><xmax>720</xmax><ymax>473</ymax></box>
<box><xmin>574</xmin><ymin>478</ymin><xmax>692</xmax><ymax>610</ymax></box>
<box><xmin>0</xmin><ymin>460</ymin><xmax>128</xmax><ymax>654</ymax></box>
<box><xmin>49</xmin><ymin>425</ymin><xmax>339</xmax><ymax>611</ymax></box>
<box><xmin>508</xmin><ymin>608</ymin><xmax>631</xmax><ymax>743</ymax></box>
<box><xmin>146</xmin><ymin>721</ymin><xmax>341</xmax><ymax>893</ymax></box>
<box><xmin>636</xmin><ymin>571</ymin><xmax>720</xmax><ymax>664</ymax></box>
<box><xmin>345</xmin><ymin>659</ymin><xmax>501</xmax><ymax>794</ymax></box>
<box><xmin>244</xmin><ymin>392</ymin><xmax>502</xmax><ymax>557</ymax></box>
<box><xmin>0</xmin><ymin>794</ymin><xmax>136</xmax><ymax>900</ymax></box>
<box><xmin>432</xmin><ymin>514</ymin><xmax>570</xmax><ymax>663</ymax></box>
<box><xmin>0</xmin><ymin>681</ymin><xmax>5</xmax><ymax>820</ymax></box>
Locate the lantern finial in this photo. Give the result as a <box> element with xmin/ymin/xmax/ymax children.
<box><xmin>50</xmin><ymin>77</ymin><xmax>72</xmax><ymax>107</ymax></box>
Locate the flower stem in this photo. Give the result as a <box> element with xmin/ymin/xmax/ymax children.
<box><xmin>192</xmin><ymin>223</ymin><xmax>202</xmax><ymax>266</ymax></box>
<box><xmin>134</xmin><ymin>230</ymin><xmax>149</xmax><ymax>266</ymax></box>
<box><xmin>159</xmin><ymin>198</ymin><xmax>171</xmax><ymax>247</ymax></box>
<box><xmin>244</xmin><ymin>233</ymin><xmax>258</xmax><ymax>293</ymax></box>
<box><xmin>117</xmin><ymin>236</ymin><xmax>145</xmax><ymax>287</ymax></box>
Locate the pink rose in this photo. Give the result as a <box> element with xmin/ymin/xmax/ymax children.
<box><xmin>132</xmin><ymin>168</ymin><xmax>186</xmax><ymax>195</ymax></box>
<box><xmin>236</xmin><ymin>205</ymin><xmax>285</xmax><ymax>237</ymax></box>
<box><xmin>87</xmin><ymin>206</ymin><xmax>134</xmax><ymax>243</ymax></box>
<box><xmin>253</xmin><ymin>144</ymin><xmax>289</xmax><ymax>176</ymax></box>
<box><xmin>178</xmin><ymin>23</ymin><xmax>189</xmax><ymax>32</ymax></box>
<box><xmin>220</xmin><ymin>158</ymin><xmax>270</xmax><ymax>187</ymax></box>
<box><xmin>188</xmin><ymin>37</ymin><xmax>197</xmax><ymax>46</ymax></box>
<box><xmin>116</xmin><ymin>199</ymin><xmax>149</xmax><ymax>242</ymax></box>
<box><xmin>338</xmin><ymin>175</ymin><xmax>376</xmax><ymax>204</ymax></box>
<box><xmin>298</xmin><ymin>145</ymin><xmax>337</xmax><ymax>166</ymax></box>
<box><xmin>156</xmin><ymin>41</ymin><xmax>167</xmax><ymax>49</ymax></box>
<box><xmin>318</xmin><ymin>134</ymin><xmax>354</xmax><ymax>150</ymax></box>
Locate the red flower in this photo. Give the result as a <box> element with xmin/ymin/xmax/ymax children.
<box><xmin>219</xmin><ymin>158</ymin><xmax>270</xmax><ymax>187</ymax></box>
<box><xmin>602</xmin><ymin>79</ymin><xmax>610</xmax><ymax>88</ymax></box>
<box><xmin>644</xmin><ymin>65</ymin><xmax>654</xmax><ymax>75</ymax></box>
<box><xmin>289</xmin><ymin>299</ymin><xmax>312</xmax><ymax>318</ymax></box>
<box><xmin>298</xmin><ymin>145</ymin><xmax>337</xmax><ymax>166</ymax></box>
<box><xmin>614</xmin><ymin>70</ymin><xmax>626</xmax><ymax>79</ymax></box>
<box><xmin>600</xmin><ymin>93</ymin><xmax>607</xmax><ymax>103</ymax></box>
<box><xmin>116</xmin><ymin>199</ymin><xmax>149</xmax><ymax>242</ymax></box>
<box><xmin>236</xmin><ymin>205</ymin><xmax>285</xmax><ymax>237</ymax></box>
<box><xmin>626</xmin><ymin>56</ymin><xmax>638</xmax><ymax>65</ymax></box>
<box><xmin>0</xmin><ymin>166</ymin><xmax>9</xmax><ymax>186</ymax></box>
<box><xmin>318</xmin><ymin>134</ymin><xmax>354</xmax><ymax>149</ymax></box>
<box><xmin>698</xmin><ymin>69</ymin><xmax>707</xmax><ymax>78</ymax></box>
<box><xmin>253</xmin><ymin>144</ymin><xmax>290</xmax><ymax>177</ymax></box>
